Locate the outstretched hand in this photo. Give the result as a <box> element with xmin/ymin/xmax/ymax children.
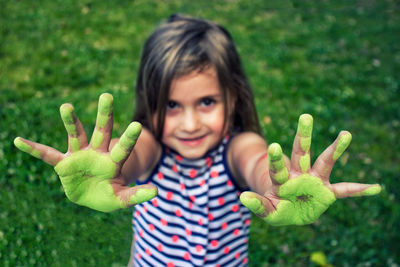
<box><xmin>240</xmin><ymin>114</ymin><xmax>381</xmax><ymax>226</ymax></box>
<box><xmin>14</xmin><ymin>93</ymin><xmax>157</xmax><ymax>212</ymax></box>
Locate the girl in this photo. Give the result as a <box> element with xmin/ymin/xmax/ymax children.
<box><xmin>14</xmin><ymin>14</ymin><xmax>381</xmax><ymax>266</ymax></box>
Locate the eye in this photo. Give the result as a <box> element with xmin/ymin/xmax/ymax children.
<box><xmin>167</xmin><ymin>101</ymin><xmax>178</xmax><ymax>109</ymax></box>
<box><xmin>200</xmin><ymin>97</ymin><xmax>215</xmax><ymax>107</ymax></box>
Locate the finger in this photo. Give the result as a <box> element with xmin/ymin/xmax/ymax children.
<box><xmin>268</xmin><ymin>143</ymin><xmax>289</xmax><ymax>184</ymax></box>
<box><xmin>331</xmin><ymin>183</ymin><xmax>381</xmax><ymax>198</ymax></box>
<box><xmin>312</xmin><ymin>131</ymin><xmax>352</xmax><ymax>181</ymax></box>
<box><xmin>291</xmin><ymin>114</ymin><xmax>313</xmax><ymax>174</ymax></box>
<box><xmin>110</xmin><ymin>122</ymin><xmax>142</xmax><ymax>164</ymax></box>
<box><xmin>60</xmin><ymin>103</ymin><xmax>88</xmax><ymax>152</ymax></box>
<box><xmin>14</xmin><ymin>137</ymin><xmax>64</xmax><ymax>166</ymax></box>
<box><xmin>115</xmin><ymin>184</ymin><xmax>158</xmax><ymax>206</ymax></box>
<box><xmin>91</xmin><ymin>93</ymin><xmax>113</xmax><ymax>150</ymax></box>
<box><xmin>240</xmin><ymin>191</ymin><xmax>276</xmax><ymax>218</ymax></box>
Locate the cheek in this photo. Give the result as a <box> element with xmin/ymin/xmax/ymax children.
<box><xmin>208</xmin><ymin>106</ymin><xmax>226</xmax><ymax>134</ymax></box>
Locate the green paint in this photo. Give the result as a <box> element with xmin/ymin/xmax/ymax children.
<box><xmin>268</xmin><ymin>143</ymin><xmax>285</xmax><ymax>171</ymax></box>
<box><xmin>274</xmin><ymin>168</ymin><xmax>289</xmax><ymax>184</ymax></box>
<box><xmin>268</xmin><ymin>143</ymin><xmax>289</xmax><ymax>183</ymax></box>
<box><xmin>110</xmin><ymin>122</ymin><xmax>142</xmax><ymax>163</ymax></box>
<box><xmin>299</xmin><ymin>154</ymin><xmax>310</xmax><ymax>173</ymax></box>
<box><xmin>300</xmin><ymin>136</ymin><xmax>311</xmax><ymax>152</ymax></box>
<box><xmin>240</xmin><ymin>192</ymin><xmax>265</xmax><ymax>215</ymax></box>
<box><xmin>297</xmin><ymin>114</ymin><xmax>313</xmax><ymax>137</ymax></box>
<box><xmin>351</xmin><ymin>185</ymin><xmax>381</xmax><ymax>197</ymax></box>
<box><xmin>14</xmin><ymin>137</ymin><xmax>42</xmax><ymax>159</ymax></box>
<box><xmin>70</xmin><ymin>137</ymin><xmax>81</xmax><ymax>152</ymax></box>
<box><xmin>333</xmin><ymin>133</ymin><xmax>352</xmax><ymax>161</ymax></box>
<box><xmin>53</xmin><ymin>146</ymin><xmax>155</xmax><ymax>212</ymax></box>
<box><xmin>268</xmin><ymin>143</ymin><xmax>282</xmax><ymax>161</ymax></box>
<box><xmin>96</xmin><ymin>93</ymin><xmax>113</xmax><ymax>128</ymax></box>
<box><xmin>54</xmin><ymin>149</ymin><xmax>122</xmax><ymax>212</ymax></box>
<box><xmin>91</xmin><ymin>130</ymin><xmax>104</xmax><ymax>149</ymax></box>
<box><xmin>264</xmin><ymin>174</ymin><xmax>336</xmax><ymax>226</ymax></box>
<box><xmin>110</xmin><ymin>145</ymin><xmax>126</xmax><ymax>163</ymax></box>
<box><xmin>60</xmin><ymin>104</ymin><xmax>77</xmax><ymax>136</ymax></box>
<box><xmin>130</xmin><ymin>188</ymin><xmax>158</xmax><ymax>205</ymax></box>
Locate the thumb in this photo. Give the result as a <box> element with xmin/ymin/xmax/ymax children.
<box><xmin>240</xmin><ymin>191</ymin><xmax>276</xmax><ymax>218</ymax></box>
<box><xmin>118</xmin><ymin>184</ymin><xmax>158</xmax><ymax>207</ymax></box>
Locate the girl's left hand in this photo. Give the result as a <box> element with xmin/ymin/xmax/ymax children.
<box><xmin>240</xmin><ymin>114</ymin><xmax>381</xmax><ymax>226</ymax></box>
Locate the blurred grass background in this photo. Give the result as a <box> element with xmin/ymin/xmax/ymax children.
<box><xmin>1</xmin><ymin>0</ymin><xmax>399</xmax><ymax>266</ymax></box>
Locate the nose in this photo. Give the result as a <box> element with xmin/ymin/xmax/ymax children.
<box><xmin>181</xmin><ymin>109</ymin><xmax>201</xmax><ymax>133</ymax></box>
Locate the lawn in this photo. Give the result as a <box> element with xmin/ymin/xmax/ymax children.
<box><xmin>1</xmin><ymin>0</ymin><xmax>399</xmax><ymax>266</ymax></box>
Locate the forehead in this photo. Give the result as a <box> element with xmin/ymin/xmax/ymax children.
<box><xmin>169</xmin><ymin>67</ymin><xmax>222</xmax><ymax>100</ymax></box>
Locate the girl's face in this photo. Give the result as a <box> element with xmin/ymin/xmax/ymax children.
<box><xmin>159</xmin><ymin>67</ymin><xmax>227</xmax><ymax>159</ymax></box>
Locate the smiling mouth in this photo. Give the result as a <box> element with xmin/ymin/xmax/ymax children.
<box><xmin>178</xmin><ymin>135</ymin><xmax>207</xmax><ymax>146</ymax></box>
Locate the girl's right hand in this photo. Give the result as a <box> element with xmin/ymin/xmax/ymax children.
<box><xmin>14</xmin><ymin>93</ymin><xmax>158</xmax><ymax>212</ymax></box>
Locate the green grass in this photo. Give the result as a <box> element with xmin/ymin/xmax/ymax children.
<box><xmin>1</xmin><ymin>0</ymin><xmax>399</xmax><ymax>266</ymax></box>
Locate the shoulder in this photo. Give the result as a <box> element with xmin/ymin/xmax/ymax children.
<box><xmin>227</xmin><ymin>132</ymin><xmax>268</xmax><ymax>187</ymax></box>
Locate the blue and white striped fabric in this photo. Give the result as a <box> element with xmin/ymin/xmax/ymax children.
<box><xmin>131</xmin><ymin>136</ymin><xmax>251</xmax><ymax>267</ymax></box>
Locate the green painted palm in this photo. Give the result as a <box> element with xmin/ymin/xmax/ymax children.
<box><xmin>240</xmin><ymin>114</ymin><xmax>381</xmax><ymax>226</ymax></box>
<box><xmin>14</xmin><ymin>93</ymin><xmax>157</xmax><ymax>212</ymax></box>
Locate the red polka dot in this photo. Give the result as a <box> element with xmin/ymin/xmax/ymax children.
<box><xmin>198</xmin><ymin>218</ymin><xmax>203</xmax><ymax>225</ymax></box>
<box><xmin>180</xmin><ymin>183</ymin><xmax>185</xmax><ymax>190</ymax></box>
<box><xmin>244</xmin><ymin>238</ymin><xmax>248</xmax><ymax>243</ymax></box>
<box><xmin>175</xmin><ymin>209</ymin><xmax>182</xmax><ymax>217</ymax></box>
<box><xmin>210</xmin><ymin>171</ymin><xmax>219</xmax><ymax>178</ymax></box>
<box><xmin>176</xmin><ymin>155</ymin><xmax>183</xmax><ymax>161</ymax></box>
<box><xmin>145</xmin><ymin>248</ymin><xmax>151</xmax><ymax>256</ymax></box>
<box><xmin>243</xmin><ymin>257</ymin><xmax>248</xmax><ymax>264</ymax></box>
<box><xmin>172</xmin><ymin>164</ymin><xmax>178</xmax><ymax>172</ymax></box>
<box><xmin>143</xmin><ymin>206</ymin><xmax>147</xmax><ymax>212</ymax></box>
<box><xmin>232</xmin><ymin>204</ymin><xmax>239</xmax><ymax>212</ymax></box>
<box><xmin>224</xmin><ymin>246</ymin><xmax>230</xmax><ymax>254</ymax></box>
<box><xmin>233</xmin><ymin>229</ymin><xmax>240</xmax><ymax>235</ymax></box>
<box><xmin>222</xmin><ymin>222</ymin><xmax>228</xmax><ymax>230</ymax></box>
<box><xmin>157</xmin><ymin>172</ymin><xmax>164</xmax><ymax>179</ymax></box>
<box><xmin>149</xmin><ymin>224</ymin><xmax>155</xmax><ymax>231</ymax></box>
<box><xmin>183</xmin><ymin>252</ymin><xmax>190</xmax><ymax>260</ymax></box>
<box><xmin>157</xmin><ymin>244</ymin><xmax>163</xmax><ymax>251</ymax></box>
<box><xmin>167</xmin><ymin>263</ymin><xmax>174</xmax><ymax>267</ymax></box>
<box><xmin>139</xmin><ymin>230</ymin><xmax>144</xmax><ymax>237</ymax></box>
<box><xmin>152</xmin><ymin>199</ymin><xmax>158</xmax><ymax>207</ymax></box>
<box><xmin>135</xmin><ymin>211</ymin><xmax>140</xmax><ymax>217</ymax></box>
<box><xmin>166</xmin><ymin>191</ymin><xmax>173</xmax><ymax>200</ymax></box>
<box><xmin>218</xmin><ymin>197</ymin><xmax>225</xmax><ymax>205</ymax></box>
<box><xmin>211</xmin><ymin>240</ymin><xmax>218</xmax><ymax>247</ymax></box>
<box><xmin>208</xmin><ymin>213</ymin><xmax>214</xmax><ymax>221</ymax></box>
<box><xmin>185</xmin><ymin>228</ymin><xmax>192</xmax><ymax>236</ymax></box>
<box><xmin>245</xmin><ymin>219</ymin><xmax>250</xmax><ymax>225</ymax></box>
<box><xmin>216</xmin><ymin>264</ymin><xmax>220</xmax><ymax>267</ymax></box>
<box><xmin>172</xmin><ymin>235</ymin><xmax>179</xmax><ymax>242</ymax></box>
<box><xmin>189</xmin><ymin>195</ymin><xmax>196</xmax><ymax>202</ymax></box>
<box><xmin>189</xmin><ymin>169</ymin><xmax>197</xmax><ymax>178</ymax></box>
<box><xmin>136</xmin><ymin>253</ymin><xmax>141</xmax><ymax>259</ymax></box>
<box><xmin>161</xmin><ymin>219</ymin><xmax>168</xmax><ymax>226</ymax></box>
<box><xmin>195</xmin><ymin>245</ymin><xmax>203</xmax><ymax>252</ymax></box>
<box><xmin>189</xmin><ymin>202</ymin><xmax>193</xmax><ymax>209</ymax></box>
<box><xmin>227</xmin><ymin>180</ymin><xmax>233</xmax><ymax>187</ymax></box>
<box><xmin>200</xmin><ymin>180</ymin><xmax>206</xmax><ymax>186</ymax></box>
<box><xmin>235</xmin><ymin>252</ymin><xmax>240</xmax><ymax>259</ymax></box>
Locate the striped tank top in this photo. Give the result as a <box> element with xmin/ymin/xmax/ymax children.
<box><xmin>131</xmin><ymin>136</ymin><xmax>251</xmax><ymax>266</ymax></box>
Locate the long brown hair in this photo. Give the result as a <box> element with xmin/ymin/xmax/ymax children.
<box><xmin>133</xmin><ymin>14</ymin><xmax>261</xmax><ymax>140</ymax></box>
